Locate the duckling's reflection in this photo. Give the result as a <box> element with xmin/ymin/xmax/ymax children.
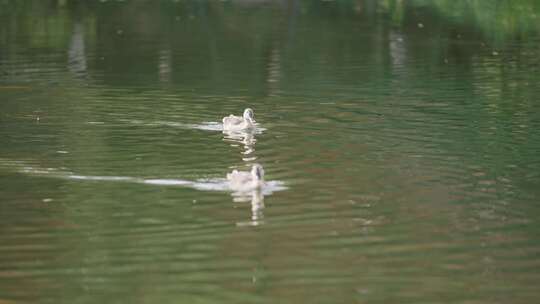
<box><xmin>223</xmin><ymin>129</ymin><xmax>257</xmax><ymax>160</ymax></box>
<box><xmin>227</xmin><ymin>164</ymin><xmax>266</xmax><ymax>226</ymax></box>
<box><xmin>233</xmin><ymin>190</ymin><xmax>265</xmax><ymax>227</ymax></box>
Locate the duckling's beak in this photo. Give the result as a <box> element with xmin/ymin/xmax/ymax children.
<box><xmin>244</xmin><ymin>109</ymin><xmax>255</xmax><ymax>121</ymax></box>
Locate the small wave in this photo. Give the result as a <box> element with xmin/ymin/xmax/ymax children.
<box><xmin>143</xmin><ymin>179</ymin><xmax>193</xmax><ymax>186</ymax></box>
<box><xmin>69</xmin><ymin>175</ymin><xmax>136</xmax><ymax>182</ymax></box>
<box><xmin>189</xmin><ymin>122</ymin><xmax>223</xmax><ymax>131</ymax></box>
<box><xmin>117</xmin><ymin>119</ymin><xmax>222</xmax><ymax>131</ymax></box>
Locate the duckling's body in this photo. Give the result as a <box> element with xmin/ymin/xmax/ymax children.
<box><xmin>227</xmin><ymin>164</ymin><xmax>264</xmax><ymax>192</ymax></box>
<box><xmin>223</xmin><ymin>108</ymin><xmax>256</xmax><ymax>131</ymax></box>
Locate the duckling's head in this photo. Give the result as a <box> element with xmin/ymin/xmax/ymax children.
<box><xmin>243</xmin><ymin>108</ymin><xmax>255</xmax><ymax>122</ymax></box>
<box><xmin>251</xmin><ymin>164</ymin><xmax>264</xmax><ymax>181</ymax></box>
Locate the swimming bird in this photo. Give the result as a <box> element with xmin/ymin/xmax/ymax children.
<box><xmin>222</xmin><ymin>108</ymin><xmax>256</xmax><ymax>131</ymax></box>
<box><xmin>227</xmin><ymin>164</ymin><xmax>264</xmax><ymax>192</ymax></box>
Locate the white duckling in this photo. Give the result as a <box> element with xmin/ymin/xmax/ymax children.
<box><xmin>227</xmin><ymin>164</ymin><xmax>264</xmax><ymax>192</ymax></box>
<box><xmin>222</xmin><ymin>108</ymin><xmax>256</xmax><ymax>131</ymax></box>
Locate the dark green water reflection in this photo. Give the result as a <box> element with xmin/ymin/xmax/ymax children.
<box><xmin>1</xmin><ymin>1</ymin><xmax>540</xmax><ymax>303</ymax></box>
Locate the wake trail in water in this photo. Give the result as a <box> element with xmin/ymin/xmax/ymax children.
<box><xmin>114</xmin><ymin>119</ymin><xmax>266</xmax><ymax>133</ymax></box>
<box><xmin>0</xmin><ymin>158</ymin><xmax>286</xmax><ymax>195</ymax></box>
<box><xmin>117</xmin><ymin>119</ymin><xmax>224</xmax><ymax>131</ymax></box>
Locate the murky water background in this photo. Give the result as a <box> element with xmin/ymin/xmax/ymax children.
<box><xmin>1</xmin><ymin>1</ymin><xmax>540</xmax><ymax>303</ymax></box>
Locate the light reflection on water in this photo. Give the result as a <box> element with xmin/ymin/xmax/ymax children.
<box><xmin>1</xmin><ymin>0</ymin><xmax>540</xmax><ymax>303</ymax></box>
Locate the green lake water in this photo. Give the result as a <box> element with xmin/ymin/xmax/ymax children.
<box><xmin>1</xmin><ymin>1</ymin><xmax>540</xmax><ymax>303</ymax></box>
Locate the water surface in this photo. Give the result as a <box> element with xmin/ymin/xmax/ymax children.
<box><xmin>1</xmin><ymin>1</ymin><xmax>540</xmax><ymax>303</ymax></box>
